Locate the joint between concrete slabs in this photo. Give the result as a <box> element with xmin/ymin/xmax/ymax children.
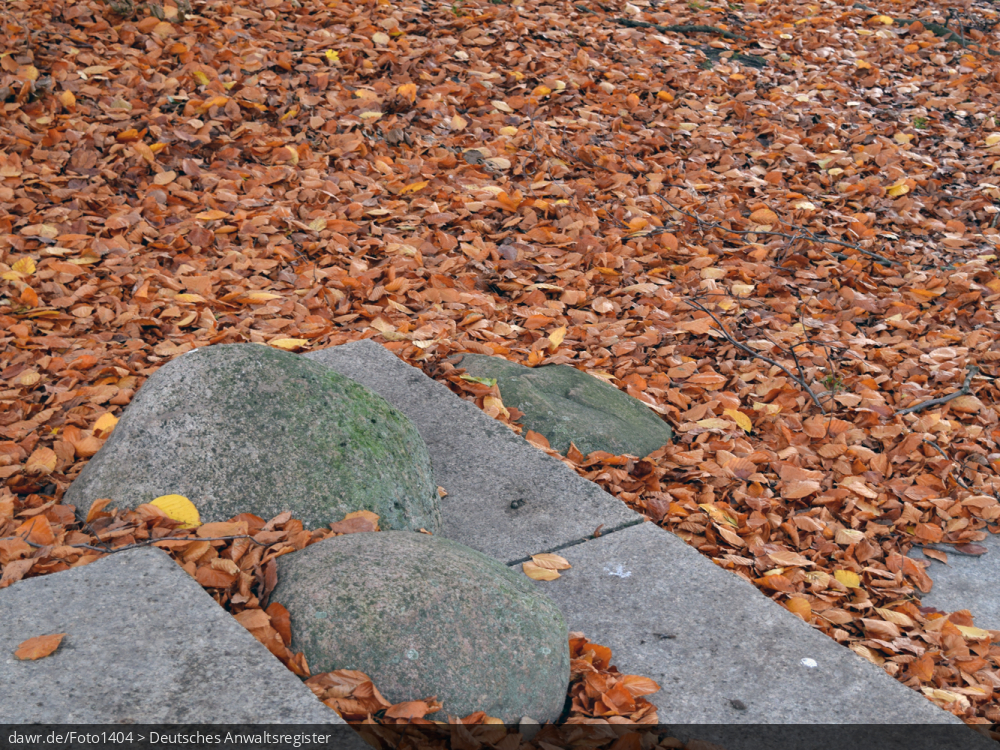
<box><xmin>505</xmin><ymin>515</ymin><xmax>647</xmax><ymax>567</ymax></box>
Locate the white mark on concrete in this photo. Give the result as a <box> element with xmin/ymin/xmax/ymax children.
<box><xmin>406</xmin><ymin>649</ymin><xmax>419</xmax><ymax>660</ymax></box>
<box><xmin>800</xmin><ymin>657</ymin><xmax>818</xmax><ymax>669</ymax></box>
<box><xmin>604</xmin><ymin>564</ymin><xmax>632</xmax><ymax>578</ymax></box>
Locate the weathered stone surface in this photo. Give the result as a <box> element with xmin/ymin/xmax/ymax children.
<box><xmin>272</xmin><ymin>531</ymin><xmax>569</xmax><ymax>722</ymax></box>
<box><xmin>531</xmin><ymin>522</ymin><xmax>978</xmax><ymax>736</ymax></box>
<box><xmin>456</xmin><ymin>353</ymin><xmax>673</xmax><ymax>457</ymax></box>
<box><xmin>307</xmin><ymin>341</ymin><xmax>641</xmax><ymax>565</ymax></box>
<box><xmin>65</xmin><ymin>344</ymin><xmax>440</xmax><ymax>532</ymax></box>
<box><xmin>909</xmin><ymin>533</ymin><xmax>1000</xmax><ymax>631</ymax></box>
<box><xmin>0</xmin><ymin>547</ymin><xmax>355</xmax><ymax>727</ymax></box>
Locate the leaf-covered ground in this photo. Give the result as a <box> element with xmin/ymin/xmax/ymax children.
<box><xmin>3</xmin><ymin>0</ymin><xmax>1000</xmax><ymax>736</ymax></box>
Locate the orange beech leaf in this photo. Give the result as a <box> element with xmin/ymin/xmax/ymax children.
<box><xmin>15</xmin><ymin>633</ymin><xmax>66</xmax><ymax>660</ymax></box>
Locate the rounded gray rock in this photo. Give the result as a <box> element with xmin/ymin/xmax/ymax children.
<box><xmin>64</xmin><ymin>344</ymin><xmax>441</xmax><ymax>532</ymax></box>
<box><xmin>271</xmin><ymin>531</ymin><xmax>569</xmax><ymax>722</ymax></box>
<box><xmin>457</xmin><ymin>353</ymin><xmax>673</xmax><ymax>458</ymax></box>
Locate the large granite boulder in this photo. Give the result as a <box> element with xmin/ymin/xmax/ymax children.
<box><xmin>456</xmin><ymin>354</ymin><xmax>673</xmax><ymax>458</ymax></box>
<box><xmin>271</xmin><ymin>531</ymin><xmax>569</xmax><ymax>722</ymax></box>
<box><xmin>64</xmin><ymin>344</ymin><xmax>440</xmax><ymax>532</ymax></box>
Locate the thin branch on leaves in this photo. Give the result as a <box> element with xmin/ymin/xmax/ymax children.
<box><xmin>896</xmin><ymin>366</ymin><xmax>980</xmax><ymax>416</ymax></box>
<box><xmin>613</xmin><ymin>18</ymin><xmax>748</xmax><ymax>41</ymax></box>
<box><xmin>852</xmin><ymin>4</ymin><xmax>1000</xmax><ymax>56</ymax></box>
<box><xmin>651</xmin><ymin>192</ymin><xmax>902</xmax><ymax>267</ymax></box>
<box><xmin>682</xmin><ymin>296</ymin><xmax>827</xmax><ymax>414</ymax></box>
<box><xmin>923</xmin><ymin>439</ymin><xmax>972</xmax><ymax>491</ymax></box>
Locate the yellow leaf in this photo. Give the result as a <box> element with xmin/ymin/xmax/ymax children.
<box><xmin>724</xmin><ymin>408</ymin><xmax>752</xmax><ymax>433</ymax></box>
<box><xmin>548</xmin><ymin>326</ymin><xmax>566</xmax><ymax>348</ymax></box>
<box><xmin>794</xmin><ymin>201</ymin><xmax>817</xmax><ymax>210</ymax></box>
<box><xmin>451</xmin><ymin>114</ymin><xmax>467</xmax><ymax>130</ymax></box>
<box><xmin>531</xmin><ymin>85</ymin><xmax>551</xmax><ymax>97</ymax></box>
<box><xmin>279</xmin><ymin>108</ymin><xmax>298</xmax><ymax>122</ymax></box>
<box><xmin>499</xmin><ymin>126</ymin><xmax>519</xmax><ymax>136</ymax></box>
<box><xmin>530</xmin><ymin>553</ymin><xmax>571</xmax><ymax>570</ymax></box>
<box><xmin>397</xmin><ymin>82</ymin><xmax>417</xmax><ymax>101</ymax></box>
<box><xmin>956</xmin><ymin>625</ymin><xmax>991</xmax><ymax>640</ymax></box>
<box><xmin>834</xmin><ymin>569</ymin><xmax>861</xmax><ymax>588</ymax></box>
<box><xmin>325</xmin><ymin>49</ymin><xmax>340</xmax><ymax>62</ymax></box>
<box><xmin>523</xmin><ymin>561</ymin><xmax>560</xmax><ymax>580</ymax></box>
<box><xmin>92</xmin><ymin>412</ymin><xmax>119</xmax><ymax>438</ymax></box>
<box><xmin>270</xmin><ymin>338</ymin><xmax>309</xmax><ymax>351</ymax></box>
<box><xmin>372</xmin><ymin>31</ymin><xmax>390</xmax><ymax>45</ymax></box>
<box><xmin>150</xmin><ymin>494</ymin><xmax>200</xmax><ymax>528</ymax></box>
<box><xmin>12</xmin><ymin>257</ymin><xmax>36</xmax><ymax>276</ymax></box>
<box><xmin>986</xmin><ymin>134</ymin><xmax>1000</xmax><ymax>147</ymax></box>
<box><xmin>894</xmin><ymin>132</ymin><xmax>914</xmax><ymax>144</ymax></box>
<box><xmin>656</xmin><ymin>91</ymin><xmax>674</xmax><ymax>102</ymax></box>
<box><xmin>887</xmin><ymin>179</ymin><xmax>910</xmax><ymax>197</ymax></box>
<box><xmin>871</xmin><ymin>14</ymin><xmax>895</xmax><ymax>24</ymax></box>
<box><xmin>400</xmin><ymin>180</ymin><xmax>429</xmax><ymax>195</ymax></box>
<box><xmin>360</xmin><ymin>111</ymin><xmax>383</xmax><ymax>121</ymax></box>
<box><xmin>192</xmin><ymin>70</ymin><xmax>210</xmax><ymax>86</ymax></box>
<box><xmin>59</xmin><ymin>90</ymin><xmax>76</xmax><ymax>108</ymax></box>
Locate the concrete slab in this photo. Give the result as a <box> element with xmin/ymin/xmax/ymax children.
<box><xmin>909</xmin><ymin>532</ymin><xmax>1000</xmax><ymax>630</ymax></box>
<box><xmin>528</xmin><ymin>522</ymin><xmax>983</xmax><ymax>744</ymax></box>
<box><xmin>0</xmin><ymin>547</ymin><xmax>355</xmax><ymax>728</ymax></box>
<box><xmin>307</xmin><ymin>341</ymin><xmax>641</xmax><ymax>564</ymax></box>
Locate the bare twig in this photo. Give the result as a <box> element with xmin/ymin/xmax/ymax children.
<box><xmin>923</xmin><ymin>440</ymin><xmax>972</xmax><ymax>490</ymax></box>
<box><xmin>896</xmin><ymin>366</ymin><xmax>979</xmax><ymax>416</ymax></box>
<box><xmin>682</xmin><ymin>297</ymin><xmax>827</xmax><ymax>414</ymax></box>
<box><xmin>614</xmin><ymin>18</ymin><xmax>748</xmax><ymax>41</ymax></box>
<box><xmin>651</xmin><ymin>192</ymin><xmax>901</xmax><ymax>267</ymax></box>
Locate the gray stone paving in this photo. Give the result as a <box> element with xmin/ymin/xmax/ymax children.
<box><xmin>908</xmin><ymin>532</ymin><xmax>1000</xmax><ymax>631</ymax></box>
<box><xmin>530</xmin><ymin>522</ymin><xmax>978</xmax><ymax>731</ymax></box>
<box><xmin>308</xmin><ymin>341</ymin><xmax>641</xmax><ymax>564</ymax></box>
<box><xmin>0</xmin><ymin>547</ymin><xmax>355</xmax><ymax>729</ymax></box>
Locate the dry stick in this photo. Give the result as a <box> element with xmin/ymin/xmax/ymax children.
<box><xmin>895</xmin><ymin>366</ymin><xmax>979</xmax><ymax>416</ymax></box>
<box><xmin>852</xmin><ymin>4</ymin><xmax>1000</xmax><ymax>56</ymax></box>
<box><xmin>922</xmin><ymin>439</ymin><xmax>972</xmax><ymax>491</ymax></box>
<box><xmin>613</xmin><ymin>18</ymin><xmax>748</xmax><ymax>41</ymax></box>
<box><xmin>682</xmin><ymin>297</ymin><xmax>827</xmax><ymax>414</ymax></box>
<box><xmin>651</xmin><ymin>191</ymin><xmax>902</xmax><ymax>267</ymax></box>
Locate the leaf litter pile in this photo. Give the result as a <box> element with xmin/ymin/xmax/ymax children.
<box><xmin>3</xmin><ymin>0</ymin><xmax>1000</xmax><ymax>738</ymax></box>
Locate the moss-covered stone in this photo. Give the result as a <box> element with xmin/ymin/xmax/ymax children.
<box><xmin>457</xmin><ymin>354</ymin><xmax>673</xmax><ymax>458</ymax></box>
<box><xmin>272</xmin><ymin>532</ymin><xmax>569</xmax><ymax>722</ymax></box>
<box><xmin>64</xmin><ymin>344</ymin><xmax>440</xmax><ymax>532</ymax></box>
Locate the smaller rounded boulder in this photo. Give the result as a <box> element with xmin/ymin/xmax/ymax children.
<box><xmin>272</xmin><ymin>532</ymin><xmax>569</xmax><ymax>722</ymax></box>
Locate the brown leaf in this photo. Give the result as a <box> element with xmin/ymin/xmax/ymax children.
<box><xmin>15</xmin><ymin>633</ymin><xmax>66</xmax><ymax>660</ymax></box>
